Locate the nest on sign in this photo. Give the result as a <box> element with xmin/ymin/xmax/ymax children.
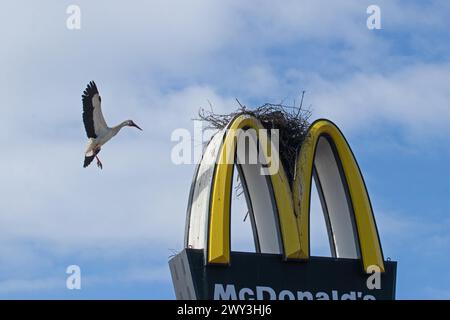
<box><xmin>197</xmin><ymin>96</ymin><xmax>311</xmax><ymax>186</ymax></box>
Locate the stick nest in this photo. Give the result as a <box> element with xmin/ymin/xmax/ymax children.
<box><xmin>197</xmin><ymin>101</ymin><xmax>311</xmax><ymax>185</ymax></box>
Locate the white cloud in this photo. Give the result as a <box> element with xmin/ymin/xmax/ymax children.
<box><xmin>308</xmin><ymin>63</ymin><xmax>450</xmax><ymax>139</ymax></box>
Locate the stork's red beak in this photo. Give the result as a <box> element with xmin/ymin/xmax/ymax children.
<box><xmin>131</xmin><ymin>122</ymin><xmax>143</xmax><ymax>131</ymax></box>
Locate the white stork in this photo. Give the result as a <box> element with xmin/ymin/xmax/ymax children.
<box><xmin>82</xmin><ymin>81</ymin><xmax>142</xmax><ymax>169</ymax></box>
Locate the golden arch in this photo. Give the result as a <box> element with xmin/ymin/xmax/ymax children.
<box><xmin>208</xmin><ymin>115</ymin><xmax>301</xmax><ymax>264</ymax></box>
<box><xmin>293</xmin><ymin>119</ymin><xmax>385</xmax><ymax>272</ymax></box>
<box><xmin>186</xmin><ymin>115</ymin><xmax>385</xmax><ymax>273</ymax></box>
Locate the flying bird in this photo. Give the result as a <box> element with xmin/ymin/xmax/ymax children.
<box><xmin>82</xmin><ymin>81</ymin><xmax>142</xmax><ymax>169</ymax></box>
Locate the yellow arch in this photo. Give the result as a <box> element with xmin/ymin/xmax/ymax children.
<box><xmin>207</xmin><ymin>116</ymin><xmax>384</xmax><ymax>273</ymax></box>
<box><xmin>293</xmin><ymin>119</ymin><xmax>385</xmax><ymax>272</ymax></box>
<box><xmin>208</xmin><ymin>114</ymin><xmax>302</xmax><ymax>264</ymax></box>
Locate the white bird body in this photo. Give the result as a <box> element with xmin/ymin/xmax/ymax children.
<box><xmin>84</xmin><ymin>123</ymin><xmax>123</xmax><ymax>156</ymax></box>
<box><xmin>81</xmin><ymin>81</ymin><xmax>142</xmax><ymax>169</ymax></box>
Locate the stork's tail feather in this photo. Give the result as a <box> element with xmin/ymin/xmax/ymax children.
<box><xmin>83</xmin><ymin>155</ymin><xmax>95</xmax><ymax>168</ymax></box>
<box><xmin>83</xmin><ymin>148</ymin><xmax>100</xmax><ymax>168</ymax></box>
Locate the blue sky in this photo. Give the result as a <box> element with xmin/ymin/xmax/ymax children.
<box><xmin>0</xmin><ymin>0</ymin><xmax>449</xmax><ymax>299</ymax></box>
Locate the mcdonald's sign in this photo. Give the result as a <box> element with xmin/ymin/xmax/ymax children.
<box><xmin>169</xmin><ymin>115</ymin><xmax>397</xmax><ymax>300</ymax></box>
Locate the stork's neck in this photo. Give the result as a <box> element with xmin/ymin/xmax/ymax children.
<box><xmin>111</xmin><ymin>121</ymin><xmax>129</xmax><ymax>135</ymax></box>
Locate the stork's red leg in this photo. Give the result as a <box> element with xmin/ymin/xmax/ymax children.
<box><xmin>95</xmin><ymin>155</ymin><xmax>103</xmax><ymax>170</ymax></box>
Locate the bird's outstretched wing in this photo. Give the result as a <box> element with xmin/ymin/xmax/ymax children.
<box><xmin>82</xmin><ymin>81</ymin><xmax>108</xmax><ymax>138</ymax></box>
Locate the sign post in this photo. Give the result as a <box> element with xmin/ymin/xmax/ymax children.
<box><xmin>170</xmin><ymin>116</ymin><xmax>397</xmax><ymax>300</ymax></box>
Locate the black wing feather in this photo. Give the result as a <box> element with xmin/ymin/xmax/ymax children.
<box><xmin>82</xmin><ymin>81</ymin><xmax>99</xmax><ymax>138</ymax></box>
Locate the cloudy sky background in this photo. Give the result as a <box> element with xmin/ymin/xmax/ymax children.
<box><xmin>0</xmin><ymin>0</ymin><xmax>449</xmax><ymax>299</ymax></box>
